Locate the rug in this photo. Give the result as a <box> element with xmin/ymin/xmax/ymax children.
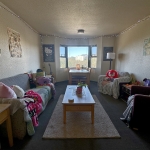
<box><xmin>43</xmin><ymin>95</ymin><xmax>121</xmax><ymax>139</ymax></box>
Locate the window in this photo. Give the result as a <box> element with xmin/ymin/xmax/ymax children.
<box><xmin>60</xmin><ymin>45</ymin><xmax>97</xmax><ymax>68</ymax></box>
<box><xmin>68</xmin><ymin>46</ymin><xmax>88</xmax><ymax>68</ymax></box>
<box><xmin>60</xmin><ymin>46</ymin><xmax>67</xmax><ymax>68</ymax></box>
<box><xmin>90</xmin><ymin>46</ymin><xmax>97</xmax><ymax>68</ymax></box>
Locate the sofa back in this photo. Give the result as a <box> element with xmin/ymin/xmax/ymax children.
<box><xmin>0</xmin><ymin>74</ymin><xmax>30</xmax><ymax>91</ymax></box>
<box><xmin>118</xmin><ymin>72</ymin><xmax>130</xmax><ymax>77</ymax></box>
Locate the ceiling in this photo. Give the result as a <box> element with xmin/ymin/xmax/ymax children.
<box><xmin>1</xmin><ymin>0</ymin><xmax>150</xmax><ymax>39</ymax></box>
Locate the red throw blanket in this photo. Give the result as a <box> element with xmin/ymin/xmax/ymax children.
<box><xmin>24</xmin><ymin>90</ymin><xmax>42</xmax><ymax>127</ymax></box>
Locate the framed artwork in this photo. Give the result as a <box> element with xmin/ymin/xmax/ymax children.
<box><xmin>103</xmin><ymin>47</ymin><xmax>113</xmax><ymax>61</ymax></box>
<box><xmin>143</xmin><ymin>38</ymin><xmax>150</xmax><ymax>56</ymax></box>
<box><xmin>7</xmin><ymin>28</ymin><xmax>22</xmax><ymax>58</ymax></box>
<box><xmin>43</xmin><ymin>44</ymin><xmax>55</xmax><ymax>62</ymax></box>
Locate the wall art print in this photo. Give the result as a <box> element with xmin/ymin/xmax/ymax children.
<box><xmin>7</xmin><ymin>28</ymin><xmax>22</xmax><ymax>58</ymax></box>
<box><xmin>143</xmin><ymin>38</ymin><xmax>150</xmax><ymax>56</ymax></box>
<box><xmin>43</xmin><ymin>44</ymin><xmax>55</xmax><ymax>62</ymax></box>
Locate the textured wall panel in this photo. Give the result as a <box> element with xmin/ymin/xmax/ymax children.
<box><xmin>115</xmin><ymin>20</ymin><xmax>150</xmax><ymax>82</ymax></box>
<box><xmin>1</xmin><ymin>0</ymin><xmax>150</xmax><ymax>38</ymax></box>
<box><xmin>0</xmin><ymin>3</ymin><xmax>41</xmax><ymax>79</ymax></box>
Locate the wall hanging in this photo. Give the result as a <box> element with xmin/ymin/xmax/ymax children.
<box><xmin>43</xmin><ymin>44</ymin><xmax>55</xmax><ymax>62</ymax></box>
<box><xmin>143</xmin><ymin>38</ymin><xmax>150</xmax><ymax>56</ymax></box>
<box><xmin>7</xmin><ymin>28</ymin><xmax>22</xmax><ymax>58</ymax></box>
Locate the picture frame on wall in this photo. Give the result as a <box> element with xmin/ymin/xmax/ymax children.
<box><xmin>103</xmin><ymin>47</ymin><xmax>113</xmax><ymax>61</ymax></box>
<box><xmin>143</xmin><ymin>38</ymin><xmax>150</xmax><ymax>56</ymax></box>
<box><xmin>43</xmin><ymin>44</ymin><xmax>55</xmax><ymax>62</ymax></box>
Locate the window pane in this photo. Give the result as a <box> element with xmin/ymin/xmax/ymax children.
<box><xmin>60</xmin><ymin>57</ymin><xmax>66</xmax><ymax>68</ymax></box>
<box><xmin>68</xmin><ymin>47</ymin><xmax>88</xmax><ymax>68</ymax></box>
<box><xmin>91</xmin><ymin>57</ymin><xmax>97</xmax><ymax>68</ymax></box>
<box><xmin>91</xmin><ymin>46</ymin><xmax>97</xmax><ymax>56</ymax></box>
<box><xmin>60</xmin><ymin>46</ymin><xmax>65</xmax><ymax>57</ymax></box>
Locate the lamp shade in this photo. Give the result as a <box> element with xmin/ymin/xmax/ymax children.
<box><xmin>107</xmin><ymin>53</ymin><xmax>115</xmax><ymax>59</ymax></box>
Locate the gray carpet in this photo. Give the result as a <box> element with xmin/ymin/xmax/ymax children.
<box><xmin>43</xmin><ymin>94</ymin><xmax>120</xmax><ymax>139</ymax></box>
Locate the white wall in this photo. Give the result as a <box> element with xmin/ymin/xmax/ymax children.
<box><xmin>0</xmin><ymin>3</ymin><xmax>41</xmax><ymax>79</ymax></box>
<box><xmin>42</xmin><ymin>36</ymin><xmax>115</xmax><ymax>82</ymax></box>
<box><xmin>115</xmin><ymin>19</ymin><xmax>150</xmax><ymax>81</ymax></box>
<box><xmin>0</xmin><ymin>2</ymin><xmax>116</xmax><ymax>82</ymax></box>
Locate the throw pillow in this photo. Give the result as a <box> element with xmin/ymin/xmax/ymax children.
<box><xmin>36</xmin><ymin>77</ymin><xmax>51</xmax><ymax>85</ymax></box>
<box><xmin>0</xmin><ymin>82</ymin><xmax>17</xmax><ymax>98</ymax></box>
<box><xmin>36</xmin><ymin>72</ymin><xmax>45</xmax><ymax>78</ymax></box>
<box><xmin>106</xmin><ymin>70</ymin><xmax>118</xmax><ymax>78</ymax></box>
<box><xmin>12</xmin><ymin>85</ymin><xmax>25</xmax><ymax>98</ymax></box>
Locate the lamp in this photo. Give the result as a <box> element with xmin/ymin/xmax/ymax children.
<box><xmin>107</xmin><ymin>53</ymin><xmax>115</xmax><ymax>70</ymax></box>
<box><xmin>78</xmin><ymin>29</ymin><xmax>84</xmax><ymax>34</ymax></box>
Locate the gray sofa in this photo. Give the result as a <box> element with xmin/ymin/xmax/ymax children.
<box><xmin>0</xmin><ymin>74</ymin><xmax>53</xmax><ymax>139</ymax></box>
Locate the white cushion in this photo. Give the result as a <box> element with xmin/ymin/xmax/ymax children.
<box><xmin>12</xmin><ymin>85</ymin><xmax>25</xmax><ymax>98</ymax></box>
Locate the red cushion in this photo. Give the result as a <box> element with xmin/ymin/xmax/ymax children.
<box><xmin>106</xmin><ymin>70</ymin><xmax>118</xmax><ymax>78</ymax></box>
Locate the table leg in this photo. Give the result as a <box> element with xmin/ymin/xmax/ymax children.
<box><xmin>87</xmin><ymin>74</ymin><xmax>90</xmax><ymax>87</ymax></box>
<box><xmin>91</xmin><ymin>105</ymin><xmax>94</xmax><ymax>124</ymax></box>
<box><xmin>63</xmin><ymin>105</ymin><xmax>66</xmax><ymax>124</ymax></box>
<box><xmin>6</xmin><ymin>109</ymin><xmax>13</xmax><ymax>147</ymax></box>
<box><xmin>69</xmin><ymin>74</ymin><xmax>71</xmax><ymax>85</ymax></box>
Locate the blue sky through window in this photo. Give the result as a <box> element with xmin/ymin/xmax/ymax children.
<box><xmin>60</xmin><ymin>46</ymin><xmax>97</xmax><ymax>57</ymax></box>
<box><xmin>68</xmin><ymin>47</ymin><xmax>88</xmax><ymax>57</ymax></box>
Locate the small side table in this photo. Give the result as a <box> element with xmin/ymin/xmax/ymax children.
<box><xmin>0</xmin><ymin>104</ymin><xmax>13</xmax><ymax>147</ymax></box>
<box><xmin>120</xmin><ymin>84</ymin><xmax>132</xmax><ymax>102</ymax></box>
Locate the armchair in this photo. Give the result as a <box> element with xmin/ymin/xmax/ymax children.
<box><xmin>98</xmin><ymin>72</ymin><xmax>131</xmax><ymax>99</ymax></box>
<box><xmin>127</xmin><ymin>86</ymin><xmax>150</xmax><ymax>130</ymax></box>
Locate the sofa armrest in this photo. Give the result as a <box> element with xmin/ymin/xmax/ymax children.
<box><xmin>0</xmin><ymin>98</ymin><xmax>22</xmax><ymax>115</ymax></box>
<box><xmin>112</xmin><ymin>76</ymin><xmax>131</xmax><ymax>99</ymax></box>
<box><xmin>98</xmin><ymin>75</ymin><xmax>106</xmax><ymax>83</ymax></box>
<box><xmin>131</xmin><ymin>86</ymin><xmax>150</xmax><ymax>95</ymax></box>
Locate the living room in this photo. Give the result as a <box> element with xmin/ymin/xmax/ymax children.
<box><xmin>0</xmin><ymin>1</ymin><xmax>150</xmax><ymax>150</ymax></box>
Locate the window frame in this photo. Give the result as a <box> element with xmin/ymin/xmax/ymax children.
<box><xmin>60</xmin><ymin>45</ymin><xmax>97</xmax><ymax>68</ymax></box>
<box><xmin>89</xmin><ymin>45</ymin><xmax>97</xmax><ymax>68</ymax></box>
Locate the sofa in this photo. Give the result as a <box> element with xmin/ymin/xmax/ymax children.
<box><xmin>0</xmin><ymin>73</ymin><xmax>54</xmax><ymax>139</ymax></box>
<box><xmin>98</xmin><ymin>71</ymin><xmax>131</xmax><ymax>99</ymax></box>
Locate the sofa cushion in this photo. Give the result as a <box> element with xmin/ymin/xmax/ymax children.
<box><xmin>0</xmin><ymin>82</ymin><xmax>17</xmax><ymax>98</ymax></box>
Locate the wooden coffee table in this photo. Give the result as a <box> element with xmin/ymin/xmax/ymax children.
<box><xmin>62</xmin><ymin>85</ymin><xmax>95</xmax><ymax>124</ymax></box>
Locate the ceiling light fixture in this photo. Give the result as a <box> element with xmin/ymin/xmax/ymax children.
<box><xmin>78</xmin><ymin>29</ymin><xmax>84</xmax><ymax>34</ymax></box>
